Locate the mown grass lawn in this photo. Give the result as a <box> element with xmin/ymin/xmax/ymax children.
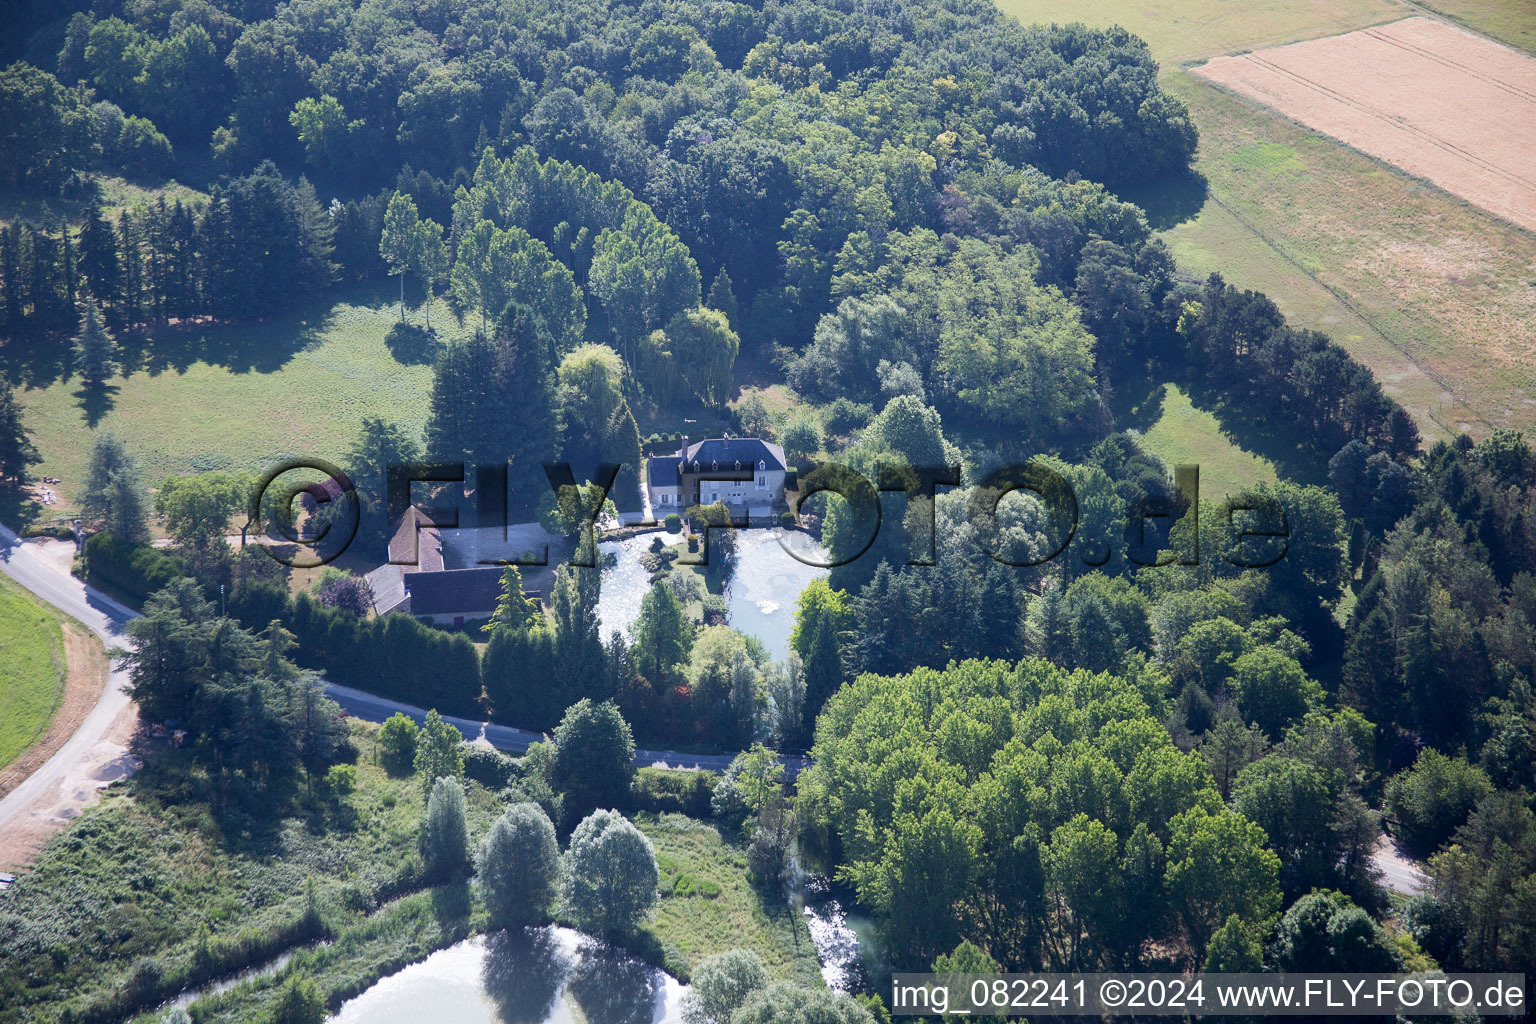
<box><xmin>0</xmin><ymin>574</ymin><xmax>67</xmax><ymax>771</ymax></box>
<box><xmin>9</xmin><ymin>295</ymin><xmax>455</xmax><ymax>507</ymax></box>
<box><xmin>1136</xmin><ymin>383</ymin><xmax>1277</xmax><ymax>499</ymax></box>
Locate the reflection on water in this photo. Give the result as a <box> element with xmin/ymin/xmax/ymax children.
<box><xmin>596</xmin><ymin>535</ymin><xmax>656</xmax><ymax>643</ymax></box>
<box><xmin>794</xmin><ymin>874</ymin><xmax>879</xmax><ymax>994</ymax></box>
<box><xmin>596</xmin><ymin>529</ymin><xmax>828</xmax><ymax>660</ymax></box>
<box><xmin>724</xmin><ymin>530</ymin><xmax>828</xmax><ymax>660</ymax></box>
<box><xmin>328</xmin><ymin>928</ymin><xmax>685</xmax><ymax>1024</ymax></box>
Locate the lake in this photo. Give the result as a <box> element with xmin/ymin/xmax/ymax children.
<box><xmin>328</xmin><ymin>928</ymin><xmax>686</xmax><ymax>1024</ymax></box>
<box><xmin>597</xmin><ymin>528</ymin><xmax>828</xmax><ymax>660</ymax></box>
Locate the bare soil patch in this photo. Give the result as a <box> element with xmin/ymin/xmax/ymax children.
<box><xmin>0</xmin><ymin>623</ymin><xmax>109</xmax><ymax>801</ymax></box>
<box><xmin>1195</xmin><ymin>17</ymin><xmax>1536</xmax><ymax>233</ymax></box>
<box><xmin>0</xmin><ymin>701</ymin><xmax>140</xmax><ymax>873</ymax></box>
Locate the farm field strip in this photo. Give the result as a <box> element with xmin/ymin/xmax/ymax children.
<box><xmin>1195</xmin><ymin>17</ymin><xmax>1536</xmax><ymax>233</ymax></box>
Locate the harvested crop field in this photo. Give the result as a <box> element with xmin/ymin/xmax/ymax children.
<box><xmin>1195</xmin><ymin>17</ymin><xmax>1536</xmax><ymax>234</ymax></box>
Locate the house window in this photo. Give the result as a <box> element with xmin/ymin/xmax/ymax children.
<box><xmin>757</xmin><ymin>475</ymin><xmax>766</xmax><ymax>488</ymax></box>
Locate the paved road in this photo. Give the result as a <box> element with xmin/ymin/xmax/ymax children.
<box><xmin>0</xmin><ymin>525</ymin><xmax>138</xmax><ymax>835</ymax></box>
<box><xmin>0</xmin><ymin>525</ymin><xmax>785</xmax><ymax>835</ymax></box>
<box><xmin>1372</xmin><ymin>831</ymin><xmax>1428</xmax><ymax>896</ymax></box>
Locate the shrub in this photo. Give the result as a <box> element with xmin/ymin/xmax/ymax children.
<box><xmin>632</xmin><ymin>767</ymin><xmax>715</xmax><ymax>817</ymax></box>
<box><xmin>780</xmin><ymin>415</ymin><xmax>823</xmax><ymax>463</ymax></box>
<box><xmin>271</xmin><ymin>978</ymin><xmax>325</xmax><ymax>1024</ymax></box>
<box><xmin>682</xmin><ymin>949</ymin><xmax>769</xmax><ymax>1024</ymax></box>
<box><xmin>779</xmin><ymin>511</ymin><xmax>795</xmax><ymax>528</ymax></box>
<box><xmin>378</xmin><ymin>712</ymin><xmax>418</xmax><ymax>772</ymax></box>
<box><xmin>821</xmin><ymin>398</ymin><xmax>873</xmax><ymax>436</ymax></box>
<box><xmin>324</xmin><ymin>763</ymin><xmax>356</xmax><ymax>799</ymax></box>
<box><xmin>664</xmin><ymin>513</ymin><xmax>682</xmax><ymax>533</ymax></box>
<box><xmin>461</xmin><ymin>743</ymin><xmax>517</xmax><ymax>789</ymax></box>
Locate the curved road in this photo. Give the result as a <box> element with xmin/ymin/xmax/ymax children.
<box><xmin>0</xmin><ymin>525</ymin><xmax>786</xmax><ymax>837</ymax></box>
<box><xmin>0</xmin><ymin>525</ymin><xmax>138</xmax><ymax>835</ymax></box>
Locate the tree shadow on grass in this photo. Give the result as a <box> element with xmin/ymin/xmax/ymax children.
<box><xmin>1177</xmin><ymin>370</ymin><xmax>1330</xmax><ymax>485</ymax></box>
<box><xmin>75</xmin><ymin>381</ymin><xmax>119</xmax><ymax>428</ymax></box>
<box><xmin>432</xmin><ymin>880</ymin><xmax>474</xmax><ymax>930</ymax></box>
<box><xmin>1106</xmin><ymin>369</ymin><xmax>1168</xmax><ymax>435</ymax></box>
<box><xmin>0</xmin><ymin>332</ymin><xmax>73</xmax><ymax>390</ymax></box>
<box><xmin>0</xmin><ymin>486</ymin><xmax>44</xmax><ymax>532</ymax></box>
<box><xmin>1117</xmin><ymin>169</ymin><xmax>1210</xmax><ymax>232</ymax></box>
<box><xmin>385</xmin><ymin>322</ymin><xmax>441</xmax><ymax>365</ymax></box>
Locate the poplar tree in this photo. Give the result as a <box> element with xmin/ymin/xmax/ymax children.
<box><xmin>379</xmin><ymin>191</ymin><xmax>420</xmax><ymax>321</ymax></box>
<box><xmin>415</xmin><ymin>217</ymin><xmax>446</xmax><ymax>330</ymax></box>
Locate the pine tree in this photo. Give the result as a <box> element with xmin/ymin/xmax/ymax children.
<box><xmin>293</xmin><ymin>177</ymin><xmax>337</xmax><ymax>289</ymax></box>
<box><xmin>552</xmin><ymin>564</ymin><xmax>604</xmax><ymax>700</ymax></box>
<box><xmin>706</xmin><ymin>267</ymin><xmax>739</xmax><ymax>329</ymax></box>
<box><xmin>0</xmin><ymin>376</ymin><xmax>41</xmax><ymax>485</ymax></box>
<box><xmin>78</xmin><ymin>198</ymin><xmax>120</xmax><ymax>321</ymax></box>
<box><xmin>81</xmin><ymin>431</ymin><xmax>149</xmax><ymax>541</ymax></box>
<box><xmin>71</xmin><ymin>292</ymin><xmax>117</xmax><ymax>385</ymax></box>
<box><xmin>1</xmin><ymin>224</ymin><xmax>24</xmax><ymax>327</ymax></box>
<box><xmin>490</xmin><ymin>565</ymin><xmax>541</xmax><ymax>634</ymax></box>
<box><xmin>424</xmin><ymin>308</ymin><xmax>558</xmax><ymax>510</ymax></box>
<box><xmin>116</xmin><ymin>209</ymin><xmax>143</xmax><ymax>328</ymax></box>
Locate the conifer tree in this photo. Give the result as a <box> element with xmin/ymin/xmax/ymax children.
<box><xmin>706</xmin><ymin>267</ymin><xmax>739</xmax><ymax>329</ymax></box>
<box><xmin>0</xmin><ymin>375</ymin><xmax>41</xmax><ymax>485</ymax></box>
<box><xmin>81</xmin><ymin>431</ymin><xmax>149</xmax><ymax>541</ymax></box>
<box><xmin>71</xmin><ymin>292</ymin><xmax>117</xmax><ymax>385</ymax></box>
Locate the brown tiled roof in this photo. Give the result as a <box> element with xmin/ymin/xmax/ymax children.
<box><xmin>389</xmin><ymin>507</ymin><xmax>444</xmax><ymax>572</ymax></box>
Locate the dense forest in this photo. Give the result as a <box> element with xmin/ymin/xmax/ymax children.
<box><xmin>0</xmin><ymin>0</ymin><xmax>1531</xmax><ymax>1009</ymax></box>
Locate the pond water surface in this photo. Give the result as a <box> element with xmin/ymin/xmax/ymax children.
<box><xmin>328</xmin><ymin>928</ymin><xmax>686</xmax><ymax>1024</ymax></box>
<box><xmin>596</xmin><ymin>528</ymin><xmax>827</xmax><ymax>660</ymax></box>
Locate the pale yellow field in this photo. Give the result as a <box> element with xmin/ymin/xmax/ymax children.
<box><xmin>995</xmin><ymin>0</ymin><xmax>1536</xmax><ymax>440</ymax></box>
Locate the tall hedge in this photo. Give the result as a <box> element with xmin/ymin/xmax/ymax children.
<box><xmin>82</xmin><ymin>532</ymin><xmax>190</xmax><ymax>605</ymax></box>
<box><xmin>227</xmin><ymin>584</ymin><xmax>482</xmax><ymax>717</ymax></box>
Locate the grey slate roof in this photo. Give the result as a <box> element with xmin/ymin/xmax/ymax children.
<box><xmin>403</xmin><ymin>566</ymin><xmax>504</xmax><ymax>616</ymax></box>
<box><xmin>681</xmin><ymin>437</ymin><xmax>785</xmax><ymax>472</ymax></box>
<box><xmin>647</xmin><ymin>454</ymin><xmax>680</xmax><ymax>487</ymax></box>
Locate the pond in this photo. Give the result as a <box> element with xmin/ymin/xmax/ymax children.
<box><xmin>597</xmin><ymin>528</ymin><xmax>828</xmax><ymax>660</ymax></box>
<box><xmin>328</xmin><ymin>928</ymin><xmax>687</xmax><ymax>1024</ymax></box>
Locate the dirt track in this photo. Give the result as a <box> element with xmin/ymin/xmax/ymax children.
<box><xmin>1195</xmin><ymin>17</ymin><xmax>1536</xmax><ymax>234</ymax></box>
<box><xmin>0</xmin><ymin>623</ymin><xmax>109</xmax><ymax>801</ymax></box>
